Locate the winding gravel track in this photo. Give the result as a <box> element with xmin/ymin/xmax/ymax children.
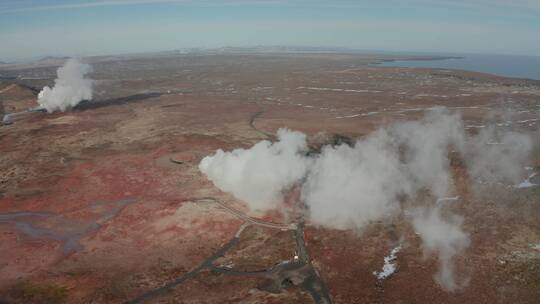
<box><xmin>126</xmin><ymin>198</ymin><xmax>330</xmax><ymax>304</ymax></box>
<box><xmin>193</xmin><ymin>197</ymin><xmax>296</xmax><ymax>230</ymax></box>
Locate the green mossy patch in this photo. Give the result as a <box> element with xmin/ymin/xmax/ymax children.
<box><xmin>9</xmin><ymin>282</ymin><xmax>68</xmax><ymax>304</ymax></box>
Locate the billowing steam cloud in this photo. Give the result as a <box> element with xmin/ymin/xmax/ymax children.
<box><xmin>199</xmin><ymin>107</ymin><xmax>533</xmax><ymax>291</ymax></box>
<box><xmin>465</xmin><ymin>126</ymin><xmax>532</xmax><ymax>184</ymax></box>
<box><xmin>303</xmin><ymin>108</ymin><xmax>465</xmax><ymax>231</ymax></box>
<box><xmin>37</xmin><ymin>58</ymin><xmax>93</xmax><ymax>113</ymax></box>
<box><xmin>411</xmin><ymin>206</ymin><xmax>470</xmax><ymax>291</ymax></box>
<box><xmin>199</xmin><ymin>129</ymin><xmax>311</xmax><ymax>210</ymax></box>
<box><xmin>302</xmin><ymin>129</ymin><xmax>407</xmax><ymax>230</ymax></box>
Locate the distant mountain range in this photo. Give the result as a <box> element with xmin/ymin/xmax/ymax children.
<box><xmin>0</xmin><ymin>46</ymin><xmax>472</xmax><ymax>65</ymax></box>
<box><xmin>37</xmin><ymin>56</ymin><xmax>70</xmax><ymax>62</ymax></box>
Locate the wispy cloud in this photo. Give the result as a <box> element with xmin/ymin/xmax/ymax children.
<box><xmin>2</xmin><ymin>0</ymin><xmax>540</xmax><ymax>14</ymax></box>
<box><xmin>1</xmin><ymin>0</ymin><xmax>188</xmax><ymax>13</ymax></box>
<box><xmin>0</xmin><ymin>0</ymin><xmax>285</xmax><ymax>14</ymax></box>
<box><xmin>415</xmin><ymin>0</ymin><xmax>540</xmax><ymax>10</ymax></box>
<box><xmin>1</xmin><ymin>0</ymin><xmax>538</xmax><ymax>59</ymax></box>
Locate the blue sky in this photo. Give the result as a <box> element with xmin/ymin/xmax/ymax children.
<box><xmin>1</xmin><ymin>0</ymin><xmax>539</xmax><ymax>61</ymax></box>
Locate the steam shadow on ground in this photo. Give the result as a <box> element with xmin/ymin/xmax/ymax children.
<box><xmin>74</xmin><ymin>92</ymin><xmax>163</xmax><ymax>111</ymax></box>
<box><xmin>74</xmin><ymin>89</ymin><xmax>191</xmax><ymax>111</ymax></box>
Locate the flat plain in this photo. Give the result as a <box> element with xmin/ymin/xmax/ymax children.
<box><xmin>0</xmin><ymin>52</ymin><xmax>539</xmax><ymax>303</ymax></box>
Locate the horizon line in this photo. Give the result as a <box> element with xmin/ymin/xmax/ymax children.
<box><xmin>2</xmin><ymin>45</ymin><xmax>540</xmax><ymax>64</ymax></box>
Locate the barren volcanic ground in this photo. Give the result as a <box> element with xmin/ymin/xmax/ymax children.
<box><xmin>0</xmin><ymin>53</ymin><xmax>539</xmax><ymax>303</ymax></box>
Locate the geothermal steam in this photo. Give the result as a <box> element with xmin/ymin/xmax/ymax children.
<box><xmin>411</xmin><ymin>206</ymin><xmax>470</xmax><ymax>291</ymax></box>
<box><xmin>303</xmin><ymin>108</ymin><xmax>465</xmax><ymax>231</ymax></box>
<box><xmin>37</xmin><ymin>58</ymin><xmax>93</xmax><ymax>113</ymax></box>
<box><xmin>199</xmin><ymin>107</ymin><xmax>533</xmax><ymax>291</ymax></box>
<box><xmin>199</xmin><ymin>129</ymin><xmax>311</xmax><ymax>210</ymax></box>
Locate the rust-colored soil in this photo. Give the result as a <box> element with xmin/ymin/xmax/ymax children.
<box><xmin>0</xmin><ymin>53</ymin><xmax>539</xmax><ymax>303</ymax></box>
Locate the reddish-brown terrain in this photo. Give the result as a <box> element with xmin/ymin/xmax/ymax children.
<box><xmin>0</xmin><ymin>53</ymin><xmax>539</xmax><ymax>303</ymax></box>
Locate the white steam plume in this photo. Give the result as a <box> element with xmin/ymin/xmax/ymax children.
<box><xmin>199</xmin><ymin>129</ymin><xmax>311</xmax><ymax>211</ymax></box>
<box><xmin>465</xmin><ymin>126</ymin><xmax>533</xmax><ymax>184</ymax></box>
<box><xmin>301</xmin><ymin>108</ymin><xmax>472</xmax><ymax>290</ymax></box>
<box><xmin>198</xmin><ymin>107</ymin><xmax>533</xmax><ymax>291</ymax></box>
<box><xmin>411</xmin><ymin>206</ymin><xmax>470</xmax><ymax>291</ymax></box>
<box><xmin>391</xmin><ymin>108</ymin><xmax>465</xmax><ymax>197</ymax></box>
<box><xmin>302</xmin><ymin>128</ymin><xmax>407</xmax><ymax>230</ymax></box>
<box><xmin>37</xmin><ymin>58</ymin><xmax>93</xmax><ymax>113</ymax></box>
<box><xmin>303</xmin><ymin>108</ymin><xmax>464</xmax><ymax>230</ymax></box>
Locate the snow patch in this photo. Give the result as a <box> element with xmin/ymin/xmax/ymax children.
<box><xmin>436</xmin><ymin>196</ymin><xmax>459</xmax><ymax>205</ymax></box>
<box><xmin>373</xmin><ymin>245</ymin><xmax>402</xmax><ymax>280</ymax></box>
<box><xmin>515</xmin><ymin>173</ymin><xmax>538</xmax><ymax>189</ymax></box>
<box><xmin>465</xmin><ymin>124</ymin><xmax>485</xmax><ymax>129</ymax></box>
<box><xmin>296</xmin><ymin>86</ymin><xmax>380</xmax><ymax>93</ymax></box>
